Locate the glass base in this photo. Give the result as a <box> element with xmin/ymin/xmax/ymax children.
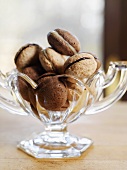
<box><xmin>17</xmin><ymin>132</ymin><xmax>93</xmax><ymax>158</ymax></box>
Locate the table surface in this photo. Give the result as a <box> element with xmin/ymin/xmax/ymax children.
<box><xmin>0</xmin><ymin>101</ymin><xmax>127</xmax><ymax>170</ymax></box>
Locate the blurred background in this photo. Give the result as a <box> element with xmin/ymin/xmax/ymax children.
<box><xmin>0</xmin><ymin>0</ymin><xmax>127</xmax><ymax>99</ymax></box>
<box><xmin>0</xmin><ymin>0</ymin><xmax>104</xmax><ymax>72</ymax></box>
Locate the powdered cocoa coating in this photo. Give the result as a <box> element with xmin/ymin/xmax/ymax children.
<box><xmin>15</xmin><ymin>44</ymin><xmax>43</xmax><ymax>71</ymax></box>
<box><xmin>36</xmin><ymin>76</ymin><xmax>68</xmax><ymax>111</ymax></box>
<box><xmin>64</xmin><ymin>53</ymin><xmax>97</xmax><ymax>79</ymax></box>
<box><xmin>47</xmin><ymin>28</ymin><xmax>80</xmax><ymax>56</ymax></box>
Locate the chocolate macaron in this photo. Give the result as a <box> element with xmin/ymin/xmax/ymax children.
<box><xmin>17</xmin><ymin>66</ymin><xmax>44</xmax><ymax>102</ymax></box>
<box><xmin>39</xmin><ymin>47</ymin><xmax>67</xmax><ymax>74</ymax></box>
<box><xmin>47</xmin><ymin>28</ymin><xmax>80</xmax><ymax>56</ymax></box>
<box><xmin>36</xmin><ymin>73</ymin><xmax>69</xmax><ymax>111</ymax></box>
<box><xmin>14</xmin><ymin>43</ymin><xmax>43</xmax><ymax>72</ymax></box>
<box><xmin>64</xmin><ymin>53</ymin><xmax>98</xmax><ymax>80</ymax></box>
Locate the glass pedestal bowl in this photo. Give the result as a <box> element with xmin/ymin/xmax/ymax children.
<box><xmin>0</xmin><ymin>61</ymin><xmax>127</xmax><ymax>158</ymax></box>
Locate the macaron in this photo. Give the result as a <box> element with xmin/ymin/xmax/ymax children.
<box><xmin>47</xmin><ymin>28</ymin><xmax>80</xmax><ymax>56</ymax></box>
<box><xmin>39</xmin><ymin>47</ymin><xmax>67</xmax><ymax>74</ymax></box>
<box><xmin>22</xmin><ymin>66</ymin><xmax>46</xmax><ymax>82</ymax></box>
<box><xmin>14</xmin><ymin>43</ymin><xmax>43</xmax><ymax>72</ymax></box>
<box><xmin>17</xmin><ymin>66</ymin><xmax>44</xmax><ymax>102</ymax></box>
<box><xmin>64</xmin><ymin>53</ymin><xmax>98</xmax><ymax>80</ymax></box>
<box><xmin>36</xmin><ymin>74</ymin><xmax>69</xmax><ymax>111</ymax></box>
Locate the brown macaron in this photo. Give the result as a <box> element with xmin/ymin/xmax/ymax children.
<box><xmin>47</xmin><ymin>28</ymin><xmax>80</xmax><ymax>56</ymax></box>
<box><xmin>36</xmin><ymin>74</ymin><xmax>69</xmax><ymax>111</ymax></box>
<box><xmin>14</xmin><ymin>43</ymin><xmax>43</xmax><ymax>72</ymax></box>
<box><xmin>23</xmin><ymin>66</ymin><xmax>46</xmax><ymax>82</ymax></box>
<box><xmin>64</xmin><ymin>52</ymin><xmax>98</xmax><ymax>80</ymax></box>
<box><xmin>37</xmin><ymin>72</ymin><xmax>56</xmax><ymax>83</ymax></box>
<box><xmin>17</xmin><ymin>66</ymin><xmax>44</xmax><ymax>102</ymax></box>
<box><xmin>39</xmin><ymin>47</ymin><xmax>67</xmax><ymax>74</ymax></box>
<box><xmin>17</xmin><ymin>77</ymin><xmax>30</xmax><ymax>102</ymax></box>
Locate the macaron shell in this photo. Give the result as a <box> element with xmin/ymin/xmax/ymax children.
<box><xmin>64</xmin><ymin>53</ymin><xmax>97</xmax><ymax>79</ymax></box>
<box><xmin>55</xmin><ymin>28</ymin><xmax>80</xmax><ymax>53</ymax></box>
<box><xmin>47</xmin><ymin>29</ymin><xmax>80</xmax><ymax>56</ymax></box>
<box><xmin>46</xmin><ymin>48</ymin><xmax>67</xmax><ymax>73</ymax></box>
<box><xmin>48</xmin><ymin>32</ymin><xmax>74</xmax><ymax>56</ymax></box>
<box><xmin>39</xmin><ymin>48</ymin><xmax>67</xmax><ymax>73</ymax></box>
<box><xmin>83</xmin><ymin>52</ymin><xmax>101</xmax><ymax>71</ymax></box>
<box><xmin>23</xmin><ymin>66</ymin><xmax>45</xmax><ymax>82</ymax></box>
<box><xmin>15</xmin><ymin>44</ymin><xmax>42</xmax><ymax>71</ymax></box>
<box><xmin>17</xmin><ymin>65</ymin><xmax>43</xmax><ymax>103</ymax></box>
<box><xmin>36</xmin><ymin>76</ymin><xmax>68</xmax><ymax>111</ymax></box>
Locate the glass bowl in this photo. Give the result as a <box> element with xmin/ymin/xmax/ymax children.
<box><xmin>0</xmin><ymin>61</ymin><xmax>127</xmax><ymax>158</ymax></box>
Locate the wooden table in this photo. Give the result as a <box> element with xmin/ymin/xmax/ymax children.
<box><xmin>0</xmin><ymin>101</ymin><xmax>127</xmax><ymax>170</ymax></box>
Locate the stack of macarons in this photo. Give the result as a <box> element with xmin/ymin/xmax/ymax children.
<box><xmin>14</xmin><ymin>28</ymin><xmax>101</xmax><ymax>115</ymax></box>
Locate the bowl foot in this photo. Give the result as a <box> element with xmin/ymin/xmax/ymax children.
<box><xmin>17</xmin><ymin>132</ymin><xmax>93</xmax><ymax>158</ymax></box>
